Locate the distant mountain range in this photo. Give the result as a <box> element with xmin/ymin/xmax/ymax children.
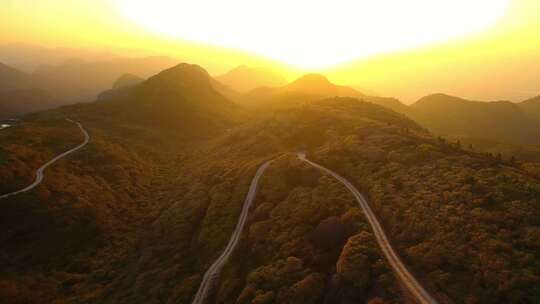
<box><xmin>405</xmin><ymin>94</ymin><xmax>540</xmax><ymax>144</ymax></box>
<box><xmin>0</xmin><ymin>62</ymin><xmax>36</xmax><ymax>91</ymax></box>
<box><xmin>235</xmin><ymin>72</ymin><xmax>540</xmax><ymax>144</ymax></box>
<box><xmin>213</xmin><ymin>63</ymin><xmax>540</xmax><ymax>146</ymax></box>
<box><xmin>2</xmin><ymin>58</ymin><xmax>539</xmax><ymax>144</ymax></box>
<box><xmin>0</xmin><ymin>57</ymin><xmax>177</xmax><ymax>118</ymax></box>
<box><xmin>0</xmin><ymin>63</ymin><xmax>62</xmax><ymax>118</ymax></box>
<box><xmin>33</xmin><ymin>56</ymin><xmax>177</xmax><ymax>102</ymax></box>
<box><xmin>215</xmin><ymin>65</ymin><xmax>287</xmax><ymax>92</ymax></box>
<box><xmin>240</xmin><ymin>73</ymin><xmax>403</xmax><ymax>111</ymax></box>
<box><xmin>0</xmin><ymin>43</ymin><xmax>118</xmax><ymax>72</ymax></box>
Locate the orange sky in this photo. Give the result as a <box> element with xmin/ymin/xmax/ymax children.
<box><xmin>1</xmin><ymin>0</ymin><xmax>539</xmax><ymax>102</ymax></box>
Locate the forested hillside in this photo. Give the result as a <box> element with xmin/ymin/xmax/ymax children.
<box><xmin>1</xmin><ymin>64</ymin><xmax>538</xmax><ymax>304</ymax></box>
<box><xmin>0</xmin><ymin>115</ymin><xmax>173</xmax><ymax>302</ymax></box>
<box><xmin>309</xmin><ymin>101</ymin><xmax>540</xmax><ymax>303</ymax></box>
<box><xmin>215</xmin><ymin>156</ymin><xmax>401</xmax><ymax>304</ymax></box>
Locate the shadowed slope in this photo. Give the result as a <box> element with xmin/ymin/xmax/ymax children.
<box><xmin>519</xmin><ymin>95</ymin><xmax>540</xmax><ymax>120</ymax></box>
<box><xmin>408</xmin><ymin>93</ymin><xmax>540</xmax><ymax>144</ymax></box>
<box><xmin>64</xmin><ymin>63</ymin><xmax>242</xmax><ymax>137</ymax></box>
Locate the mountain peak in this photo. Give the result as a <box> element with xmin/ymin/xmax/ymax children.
<box><xmin>519</xmin><ymin>94</ymin><xmax>540</xmax><ymax>120</ymax></box>
<box><xmin>522</xmin><ymin>94</ymin><xmax>540</xmax><ymax>105</ymax></box>
<box><xmin>422</xmin><ymin>93</ymin><xmax>463</xmax><ymax>101</ymax></box>
<box><xmin>413</xmin><ymin>93</ymin><xmax>469</xmax><ymax>108</ymax></box>
<box><xmin>289</xmin><ymin>73</ymin><xmax>332</xmax><ymax>87</ymax></box>
<box><xmin>148</xmin><ymin>63</ymin><xmax>212</xmax><ymax>89</ymax></box>
<box><xmin>282</xmin><ymin>73</ymin><xmax>361</xmax><ymax>98</ymax></box>
<box><xmin>230</xmin><ymin>65</ymin><xmax>250</xmax><ymax>72</ymax></box>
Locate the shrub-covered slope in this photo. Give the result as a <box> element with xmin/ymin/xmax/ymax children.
<box><xmin>1</xmin><ymin>72</ymin><xmax>538</xmax><ymax>304</ymax></box>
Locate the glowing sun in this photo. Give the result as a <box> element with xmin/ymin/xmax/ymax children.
<box><xmin>117</xmin><ymin>0</ymin><xmax>509</xmax><ymax>68</ymax></box>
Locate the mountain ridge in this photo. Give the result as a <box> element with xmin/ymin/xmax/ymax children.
<box><xmin>77</xmin><ymin>63</ymin><xmax>241</xmax><ymax>136</ymax></box>
<box><xmin>407</xmin><ymin>93</ymin><xmax>540</xmax><ymax>144</ymax></box>
<box><xmin>519</xmin><ymin>94</ymin><xmax>540</xmax><ymax>120</ymax></box>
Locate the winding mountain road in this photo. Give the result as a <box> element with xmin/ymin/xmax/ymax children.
<box><xmin>298</xmin><ymin>153</ymin><xmax>438</xmax><ymax>304</ymax></box>
<box><xmin>0</xmin><ymin>119</ymin><xmax>90</xmax><ymax>200</ymax></box>
<box><xmin>191</xmin><ymin>160</ymin><xmax>273</xmax><ymax>304</ymax></box>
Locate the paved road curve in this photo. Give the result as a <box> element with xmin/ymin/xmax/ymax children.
<box><xmin>192</xmin><ymin>160</ymin><xmax>273</xmax><ymax>304</ymax></box>
<box><xmin>0</xmin><ymin>119</ymin><xmax>90</xmax><ymax>200</ymax></box>
<box><xmin>298</xmin><ymin>153</ymin><xmax>438</xmax><ymax>304</ymax></box>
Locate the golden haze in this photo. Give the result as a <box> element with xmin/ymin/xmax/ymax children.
<box><xmin>1</xmin><ymin>0</ymin><xmax>539</xmax><ymax>102</ymax></box>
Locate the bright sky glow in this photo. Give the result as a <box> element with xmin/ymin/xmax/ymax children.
<box><xmin>116</xmin><ymin>0</ymin><xmax>510</xmax><ymax>68</ymax></box>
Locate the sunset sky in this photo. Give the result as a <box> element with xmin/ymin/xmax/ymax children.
<box><xmin>2</xmin><ymin>0</ymin><xmax>539</xmax><ymax>102</ymax></box>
